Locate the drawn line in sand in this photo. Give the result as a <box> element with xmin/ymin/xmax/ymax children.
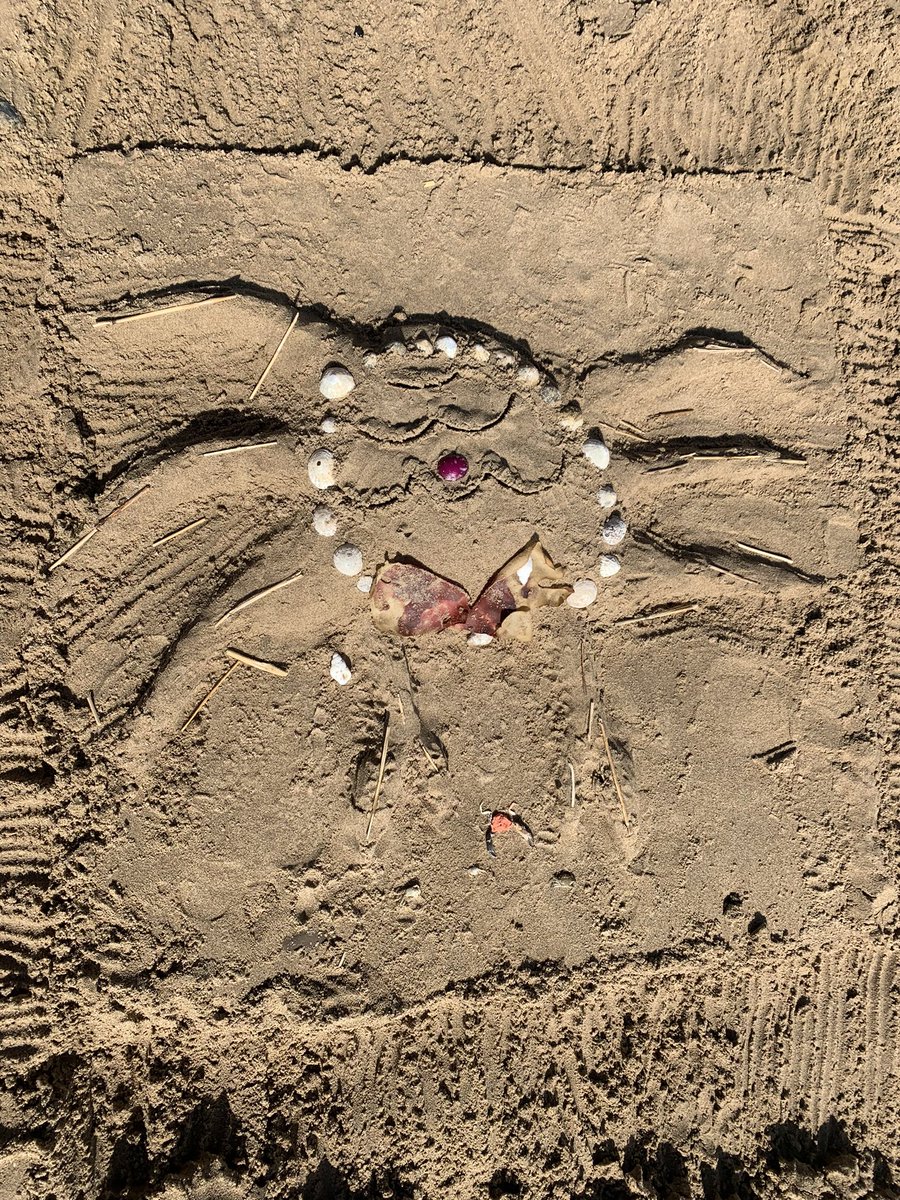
<box><xmin>225</xmin><ymin>648</ymin><xmax>289</xmax><ymax>677</ymax></box>
<box><xmin>214</xmin><ymin>569</ymin><xmax>304</xmax><ymax>627</ymax></box>
<box><xmin>95</xmin><ymin>294</ymin><xmax>237</xmax><ymax>326</ymax></box>
<box><xmin>248</xmin><ymin>309</ymin><xmax>300</xmax><ymax>402</ymax></box>
<box><xmin>365</xmin><ymin>713</ymin><xmax>391</xmax><ymax>844</ymax></box>
<box><xmin>48</xmin><ymin>485</ymin><xmax>150</xmax><ymax>571</ymax></box>
<box><xmin>181</xmin><ymin>662</ymin><xmax>240</xmax><ymax>732</ymax></box>
<box><xmin>152</xmin><ymin>517</ymin><xmax>208</xmax><ymax>548</ymax></box>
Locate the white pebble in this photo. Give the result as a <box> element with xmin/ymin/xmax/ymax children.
<box><xmin>319</xmin><ymin>365</ymin><xmax>355</xmax><ymax>401</ymax></box>
<box><xmin>330</xmin><ymin>652</ymin><xmax>352</xmax><ymax>686</ymax></box>
<box><xmin>308</xmin><ymin>448</ymin><xmax>336</xmax><ymax>490</ymax></box>
<box><xmin>320</xmin><ymin>415</ymin><xmax>338</xmax><ymax>434</ymax></box>
<box><xmin>599</xmin><ymin>554</ymin><xmax>621</xmax><ymax>578</ymax></box>
<box><xmin>597</xmin><ymin>484</ymin><xmax>617</xmax><ymax>508</ymax></box>
<box><xmin>601</xmin><ymin>514</ymin><xmax>628</xmax><ymax>547</ymax></box>
<box><xmin>435</xmin><ymin>335</ymin><xmax>458</xmax><ymax>358</ymax></box>
<box><xmin>386</xmin><ymin>340</ymin><xmax>407</xmax><ymax>356</ymax></box>
<box><xmin>312</xmin><ymin>505</ymin><xmax>337</xmax><ymax>537</ymax></box>
<box><xmin>566</xmin><ymin>578</ymin><xmax>598</xmax><ymax>609</ymax></box>
<box><xmin>516</xmin><ymin>365</ymin><xmax>540</xmax><ymax>389</ymax></box>
<box><xmin>472</xmin><ymin>344</ymin><xmax>490</xmax><ymax>364</ymax></box>
<box><xmin>333</xmin><ymin>544</ymin><xmax>363</xmax><ymax>576</ymax></box>
<box><xmin>583</xmin><ymin>435</ymin><xmax>610</xmax><ymax>470</ymax></box>
<box><xmin>362</xmin><ymin>352</ymin><xmax>378</xmax><ymax>368</ymax></box>
<box><xmin>541</xmin><ymin>383</ymin><xmax>562</xmax><ymax>405</ymax></box>
<box><xmin>415</xmin><ymin>335</ymin><xmax>434</xmax><ymax>356</ymax></box>
<box><xmin>357</xmin><ymin>575</ymin><xmax>374</xmax><ymax>594</ymax></box>
<box><xmin>467</xmin><ymin>632</ymin><xmax>494</xmax><ymax>648</ymax></box>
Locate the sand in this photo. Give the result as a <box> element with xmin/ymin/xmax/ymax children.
<box><xmin>0</xmin><ymin>2</ymin><xmax>898</xmax><ymax>1197</ymax></box>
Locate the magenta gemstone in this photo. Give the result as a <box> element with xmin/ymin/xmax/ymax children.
<box><xmin>437</xmin><ymin>452</ymin><xmax>469</xmax><ymax>483</ymax></box>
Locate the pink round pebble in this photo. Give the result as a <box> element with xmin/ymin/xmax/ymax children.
<box><xmin>437</xmin><ymin>452</ymin><xmax>469</xmax><ymax>483</ymax></box>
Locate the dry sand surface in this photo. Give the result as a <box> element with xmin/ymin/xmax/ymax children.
<box><xmin>0</xmin><ymin>2</ymin><xmax>898</xmax><ymax>1198</ymax></box>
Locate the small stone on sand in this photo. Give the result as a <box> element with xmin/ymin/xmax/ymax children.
<box><xmin>516</xmin><ymin>365</ymin><xmax>540</xmax><ymax>388</ymax></box>
<box><xmin>472</xmin><ymin>344</ymin><xmax>490</xmax><ymax>363</ymax></box>
<box><xmin>320</xmin><ymin>415</ymin><xmax>338</xmax><ymax>434</ymax></box>
<box><xmin>467</xmin><ymin>632</ymin><xmax>494</xmax><ymax>647</ymax></box>
<box><xmin>357</xmin><ymin>575</ymin><xmax>374</xmax><ymax>594</ymax></box>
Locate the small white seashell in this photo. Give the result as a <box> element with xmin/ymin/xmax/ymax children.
<box><xmin>415</xmin><ymin>335</ymin><xmax>433</xmax><ymax>355</ymax></box>
<box><xmin>566</xmin><ymin>578</ymin><xmax>598</xmax><ymax>609</ymax></box>
<box><xmin>516</xmin><ymin>365</ymin><xmax>540</xmax><ymax>389</ymax></box>
<box><xmin>319</xmin><ymin>365</ymin><xmax>355</xmax><ymax>401</ymax></box>
<box><xmin>312</xmin><ymin>505</ymin><xmax>338</xmax><ymax>537</ymax></box>
<box><xmin>467</xmin><ymin>632</ymin><xmax>494</xmax><ymax>648</ymax></box>
<box><xmin>330</xmin><ymin>651</ymin><xmax>352</xmax><ymax>686</ymax></box>
<box><xmin>495</xmin><ymin>351</ymin><xmax>515</xmax><ymax>368</ymax></box>
<box><xmin>467</xmin><ymin>865</ymin><xmax>484</xmax><ymax>877</ymax></box>
<box><xmin>597</xmin><ymin>484</ymin><xmax>617</xmax><ymax>508</ymax></box>
<box><xmin>403</xmin><ymin>882</ymin><xmax>421</xmax><ymax>901</ymax></box>
<box><xmin>558</xmin><ymin>403</ymin><xmax>583</xmax><ymax>431</ymax></box>
<box><xmin>516</xmin><ymin>557</ymin><xmax>533</xmax><ymax>586</ymax></box>
<box><xmin>599</xmin><ymin>554</ymin><xmax>621</xmax><ymax>578</ymax></box>
<box><xmin>356</xmin><ymin>574</ymin><xmax>374</xmax><ymax>594</ymax></box>
<box><xmin>435</xmin><ymin>335</ymin><xmax>458</xmax><ymax>358</ymax></box>
<box><xmin>386</xmin><ymin>340</ymin><xmax>407</xmax><ymax>356</ymax></box>
<box><xmin>308</xmin><ymin>447</ymin><xmax>336</xmax><ymax>490</ymax></box>
<box><xmin>472</xmin><ymin>344</ymin><xmax>490</xmax><ymax>364</ymax></box>
<box><xmin>601</xmin><ymin>514</ymin><xmax>628</xmax><ymax>547</ymax></box>
<box><xmin>583</xmin><ymin>435</ymin><xmax>610</xmax><ymax>470</ymax></box>
<box><xmin>541</xmin><ymin>383</ymin><xmax>562</xmax><ymax>405</ymax></box>
<box><xmin>362</xmin><ymin>352</ymin><xmax>378</xmax><ymax>368</ymax></box>
<box><xmin>333</xmin><ymin>543</ymin><xmax>363</xmax><ymax>576</ymax></box>
<box><xmin>319</xmin><ymin>415</ymin><xmax>338</xmax><ymax>434</ymax></box>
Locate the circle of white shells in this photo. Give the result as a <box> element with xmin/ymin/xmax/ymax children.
<box><xmin>319</xmin><ymin>365</ymin><xmax>355</xmax><ymax>401</ymax></box>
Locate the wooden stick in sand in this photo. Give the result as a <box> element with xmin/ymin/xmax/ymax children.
<box><xmin>734</xmin><ymin>541</ymin><xmax>794</xmax><ymax>566</ymax></box>
<box><xmin>568</xmin><ymin>761</ymin><xmax>577</xmax><ymax>808</ymax></box>
<box><xmin>181</xmin><ymin>662</ymin><xmax>240</xmax><ymax>732</ymax></box>
<box><xmin>86</xmin><ymin>691</ymin><xmax>101</xmax><ymax>728</ymax></box>
<box><xmin>214</xmin><ymin>569</ymin><xmax>303</xmax><ymax>627</ymax></box>
<box><xmin>615</xmin><ymin>603</ymin><xmax>699</xmax><ymax>626</ymax></box>
<box><xmin>152</xmin><ymin>516</ymin><xmax>208</xmax><ymax>548</ymax></box>
<box><xmin>202</xmin><ymin>441</ymin><xmax>279</xmax><ymax>458</ymax></box>
<box><xmin>598</xmin><ymin>718</ymin><xmax>628</xmax><ymax>826</ymax></box>
<box><xmin>225</xmin><ymin>648</ymin><xmax>289</xmax><ymax>677</ymax></box>
<box><xmin>248</xmin><ymin>309</ymin><xmax>300</xmax><ymax>402</ymax></box>
<box><xmin>95</xmin><ymin>294</ymin><xmax>236</xmax><ymax>326</ymax></box>
<box><xmin>48</xmin><ymin>485</ymin><xmax>150</xmax><ymax>571</ymax></box>
<box><xmin>365</xmin><ymin>714</ymin><xmax>391</xmax><ymax>844</ymax></box>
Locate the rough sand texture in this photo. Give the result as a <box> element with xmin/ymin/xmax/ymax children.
<box><xmin>0</xmin><ymin>1</ymin><xmax>898</xmax><ymax>1198</ymax></box>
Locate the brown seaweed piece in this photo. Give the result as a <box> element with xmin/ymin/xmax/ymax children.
<box><xmin>370</xmin><ymin>536</ymin><xmax>571</xmax><ymax>641</ymax></box>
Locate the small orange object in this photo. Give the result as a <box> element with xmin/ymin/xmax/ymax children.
<box><xmin>490</xmin><ymin>813</ymin><xmax>514</xmax><ymax>835</ymax></box>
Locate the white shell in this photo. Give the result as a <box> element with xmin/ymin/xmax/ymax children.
<box><xmin>415</xmin><ymin>335</ymin><xmax>434</xmax><ymax>355</ymax></box>
<box><xmin>597</xmin><ymin>484</ymin><xmax>617</xmax><ymax>509</ymax></box>
<box><xmin>312</xmin><ymin>505</ymin><xmax>337</xmax><ymax>537</ymax></box>
<box><xmin>320</xmin><ymin>415</ymin><xmax>338</xmax><ymax>434</ymax></box>
<box><xmin>583</xmin><ymin>435</ymin><xmax>611</xmax><ymax>470</ymax></box>
<box><xmin>601</xmin><ymin>514</ymin><xmax>628</xmax><ymax>547</ymax></box>
<box><xmin>516</xmin><ymin>557</ymin><xmax>533</xmax><ymax>586</ymax></box>
<box><xmin>467</xmin><ymin>632</ymin><xmax>494</xmax><ymax>647</ymax></box>
<box><xmin>362</xmin><ymin>353</ymin><xmax>378</xmax><ymax>368</ymax></box>
<box><xmin>558</xmin><ymin>404</ymin><xmax>583</xmax><ymax>431</ymax></box>
<box><xmin>435</xmin><ymin>335</ymin><xmax>458</xmax><ymax>358</ymax></box>
<box><xmin>566</xmin><ymin>578</ymin><xmax>598</xmax><ymax>609</ymax></box>
<box><xmin>495</xmin><ymin>351</ymin><xmax>515</xmax><ymax>368</ymax></box>
<box><xmin>308</xmin><ymin>448</ymin><xmax>336</xmax><ymax>490</ymax></box>
<box><xmin>472</xmin><ymin>344</ymin><xmax>490</xmax><ymax>364</ymax></box>
<box><xmin>599</xmin><ymin>554</ymin><xmax>621</xmax><ymax>577</ymax></box>
<box><xmin>330</xmin><ymin>651</ymin><xmax>352</xmax><ymax>686</ymax></box>
<box><xmin>333</xmin><ymin>544</ymin><xmax>363</xmax><ymax>576</ymax></box>
<box><xmin>541</xmin><ymin>384</ymin><xmax>562</xmax><ymax>405</ymax></box>
<box><xmin>386</xmin><ymin>340</ymin><xmax>407</xmax><ymax>356</ymax></box>
<box><xmin>357</xmin><ymin>574</ymin><xmax>374</xmax><ymax>594</ymax></box>
<box><xmin>516</xmin><ymin>365</ymin><xmax>540</xmax><ymax>389</ymax></box>
<box><xmin>319</xmin><ymin>365</ymin><xmax>355</xmax><ymax>401</ymax></box>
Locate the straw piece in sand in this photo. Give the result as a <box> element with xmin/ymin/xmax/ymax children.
<box><xmin>181</xmin><ymin>662</ymin><xmax>240</xmax><ymax>732</ymax></box>
<box><xmin>225</xmin><ymin>648</ymin><xmax>289</xmax><ymax>677</ymax></box>
<box><xmin>615</xmin><ymin>603</ymin><xmax>699</xmax><ymax>625</ymax></box>
<box><xmin>48</xmin><ymin>527</ymin><xmax>98</xmax><ymax>572</ymax></box>
<box><xmin>735</xmin><ymin>541</ymin><xmax>794</xmax><ymax>565</ymax></box>
<box><xmin>95</xmin><ymin>294</ymin><xmax>236</xmax><ymax>326</ymax></box>
<box><xmin>86</xmin><ymin>692</ymin><xmax>101</xmax><ymax>728</ymax></box>
<box><xmin>202</xmin><ymin>441</ymin><xmax>279</xmax><ymax>458</ymax></box>
<box><xmin>248</xmin><ymin>309</ymin><xmax>299</xmax><ymax>402</ymax></box>
<box><xmin>152</xmin><ymin>516</ymin><xmax>208</xmax><ymax>548</ymax></box>
<box><xmin>598</xmin><ymin>718</ymin><xmax>628</xmax><ymax>826</ymax></box>
<box><xmin>214</xmin><ymin>569</ymin><xmax>303</xmax><ymax>627</ymax></box>
<box><xmin>365</xmin><ymin>714</ymin><xmax>391</xmax><ymax>843</ymax></box>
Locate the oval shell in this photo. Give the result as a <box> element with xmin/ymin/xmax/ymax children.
<box><xmin>333</xmin><ymin>543</ymin><xmax>363</xmax><ymax>576</ymax></box>
<box><xmin>601</xmin><ymin>514</ymin><xmax>628</xmax><ymax>547</ymax></box>
<box><xmin>330</xmin><ymin>651</ymin><xmax>352</xmax><ymax>686</ymax></box>
<box><xmin>566</xmin><ymin>578</ymin><xmax>598</xmax><ymax>609</ymax></box>
<box><xmin>599</xmin><ymin>554</ymin><xmax>621</xmax><ymax>577</ymax></box>
<box><xmin>308</xmin><ymin>447</ymin><xmax>336</xmax><ymax>490</ymax></box>
<box><xmin>312</xmin><ymin>505</ymin><xmax>337</xmax><ymax>537</ymax></box>
<box><xmin>583</xmin><ymin>435</ymin><xmax>610</xmax><ymax>470</ymax></box>
<box><xmin>319</xmin><ymin>365</ymin><xmax>355</xmax><ymax>401</ymax></box>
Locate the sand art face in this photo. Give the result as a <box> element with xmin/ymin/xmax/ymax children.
<box><xmin>38</xmin><ymin>296</ymin><xmax>881</xmax><ymax>1008</ymax></box>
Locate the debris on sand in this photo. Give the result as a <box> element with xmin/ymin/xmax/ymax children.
<box><xmin>484</xmin><ymin>810</ymin><xmax>534</xmax><ymax>857</ymax></box>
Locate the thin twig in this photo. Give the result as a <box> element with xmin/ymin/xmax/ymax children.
<box><xmin>707</xmin><ymin>561</ymin><xmax>760</xmax><ymax>585</ymax></box>
<box><xmin>181</xmin><ymin>662</ymin><xmax>240</xmax><ymax>732</ymax></box>
<box><xmin>202</xmin><ymin>441</ymin><xmax>279</xmax><ymax>457</ymax></box>
<box><xmin>86</xmin><ymin>691</ymin><xmax>101</xmax><ymax>728</ymax></box>
<box><xmin>735</xmin><ymin>541</ymin><xmax>794</xmax><ymax>565</ymax></box>
<box><xmin>397</xmin><ymin>693</ymin><xmax>405</xmax><ymax>722</ymax></box>
<box><xmin>103</xmin><ymin>484</ymin><xmax>150</xmax><ymax>521</ymax></box>
<box><xmin>48</xmin><ymin>527</ymin><xmax>98</xmax><ymax>571</ymax></box>
<box><xmin>652</xmin><ymin>406</ymin><xmax>694</xmax><ymax>417</ymax></box>
<box><xmin>95</xmin><ymin>294</ymin><xmax>237</xmax><ymax>326</ymax></box>
<box><xmin>365</xmin><ymin>714</ymin><xmax>391</xmax><ymax>843</ymax></box>
<box><xmin>587</xmin><ymin>698</ymin><xmax>595</xmax><ymax>743</ymax></box>
<box><xmin>568</xmin><ymin>761</ymin><xmax>576</xmax><ymax>808</ymax></box>
<box><xmin>152</xmin><ymin>516</ymin><xmax>208</xmax><ymax>548</ymax></box>
<box><xmin>615</xmin><ymin>603</ymin><xmax>699</xmax><ymax>625</ymax></box>
<box><xmin>225</xmin><ymin>648</ymin><xmax>289</xmax><ymax>677</ymax></box>
<box><xmin>248</xmin><ymin>309</ymin><xmax>299</xmax><ymax>402</ymax></box>
<box><xmin>598</xmin><ymin>718</ymin><xmax>628</xmax><ymax>826</ymax></box>
<box><xmin>214</xmin><ymin>569</ymin><xmax>303</xmax><ymax>627</ymax></box>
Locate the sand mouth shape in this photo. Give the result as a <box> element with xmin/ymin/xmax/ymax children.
<box><xmin>370</xmin><ymin>535</ymin><xmax>572</xmax><ymax>642</ymax></box>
